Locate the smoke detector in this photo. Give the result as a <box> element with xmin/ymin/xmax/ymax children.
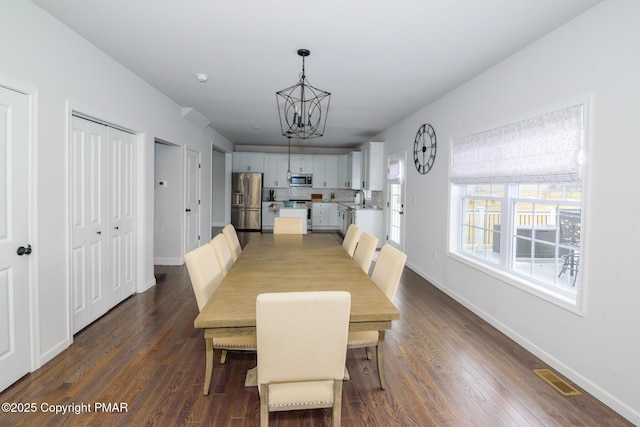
<box><xmin>195</xmin><ymin>73</ymin><xmax>209</xmax><ymax>83</ymax></box>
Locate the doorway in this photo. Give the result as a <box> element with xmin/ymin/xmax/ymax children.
<box><xmin>184</xmin><ymin>148</ymin><xmax>201</xmax><ymax>254</ymax></box>
<box><xmin>386</xmin><ymin>152</ymin><xmax>406</xmax><ymax>251</ymax></box>
<box><xmin>154</xmin><ymin>140</ymin><xmax>182</xmax><ymax>265</ymax></box>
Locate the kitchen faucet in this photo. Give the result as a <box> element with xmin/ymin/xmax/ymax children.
<box><xmin>354</xmin><ymin>189</ymin><xmax>365</xmax><ymax>206</ymax></box>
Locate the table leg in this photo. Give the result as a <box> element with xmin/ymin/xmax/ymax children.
<box><xmin>377</xmin><ymin>330</ymin><xmax>386</xmax><ymax>390</ymax></box>
<box><xmin>203</xmin><ymin>337</ymin><xmax>213</xmax><ymax>395</ymax></box>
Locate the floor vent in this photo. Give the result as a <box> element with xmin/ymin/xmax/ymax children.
<box><xmin>534</xmin><ymin>369</ymin><xmax>581</xmax><ymax>396</ymax></box>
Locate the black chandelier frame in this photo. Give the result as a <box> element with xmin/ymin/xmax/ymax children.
<box><xmin>276</xmin><ymin>49</ymin><xmax>331</xmax><ymax>140</ymax></box>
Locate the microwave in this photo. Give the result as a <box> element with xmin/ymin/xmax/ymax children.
<box><xmin>290</xmin><ymin>173</ymin><xmax>313</xmax><ymax>187</ymax></box>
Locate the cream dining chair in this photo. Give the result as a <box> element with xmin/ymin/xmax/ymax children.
<box><xmin>256</xmin><ymin>291</ymin><xmax>351</xmax><ymax>427</ymax></box>
<box><xmin>273</xmin><ymin>217</ymin><xmax>303</xmax><ymax>235</ymax></box>
<box><xmin>222</xmin><ymin>223</ymin><xmax>242</xmax><ymax>262</ymax></box>
<box><xmin>347</xmin><ymin>243</ymin><xmax>407</xmax><ymax>389</ymax></box>
<box><xmin>210</xmin><ymin>233</ymin><xmax>234</xmax><ymax>276</ymax></box>
<box><xmin>352</xmin><ymin>232</ymin><xmax>378</xmax><ymax>274</ymax></box>
<box><xmin>184</xmin><ymin>244</ymin><xmax>257</xmax><ymax>395</ymax></box>
<box><xmin>341</xmin><ymin>224</ymin><xmax>361</xmax><ymax>257</ymax></box>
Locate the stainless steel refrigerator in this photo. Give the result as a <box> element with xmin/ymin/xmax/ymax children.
<box><xmin>231</xmin><ymin>172</ymin><xmax>262</xmax><ymax>231</ymax></box>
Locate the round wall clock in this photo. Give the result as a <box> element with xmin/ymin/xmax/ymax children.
<box><xmin>414</xmin><ymin>123</ymin><xmax>437</xmax><ymax>174</ymax></box>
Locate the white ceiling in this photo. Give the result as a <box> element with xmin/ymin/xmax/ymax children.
<box><xmin>31</xmin><ymin>0</ymin><xmax>601</xmax><ymax>149</ymax></box>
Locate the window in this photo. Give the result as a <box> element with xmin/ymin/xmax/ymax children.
<box><xmin>449</xmin><ymin>104</ymin><xmax>585</xmax><ymax>307</ymax></box>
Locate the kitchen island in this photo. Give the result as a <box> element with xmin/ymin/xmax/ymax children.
<box><xmin>279</xmin><ymin>206</ymin><xmax>308</xmax><ymax>234</ymax></box>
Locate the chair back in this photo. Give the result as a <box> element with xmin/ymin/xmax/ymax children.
<box><xmin>256</xmin><ymin>291</ymin><xmax>351</xmax><ymax>386</ymax></box>
<box><xmin>210</xmin><ymin>233</ymin><xmax>234</xmax><ymax>276</ymax></box>
<box><xmin>342</xmin><ymin>224</ymin><xmax>362</xmax><ymax>257</ymax></box>
<box><xmin>273</xmin><ymin>217</ymin><xmax>303</xmax><ymax>235</ymax></box>
<box><xmin>371</xmin><ymin>244</ymin><xmax>407</xmax><ymax>301</ymax></box>
<box><xmin>184</xmin><ymin>244</ymin><xmax>223</xmax><ymax>311</ymax></box>
<box><xmin>222</xmin><ymin>224</ymin><xmax>242</xmax><ymax>261</ymax></box>
<box><xmin>352</xmin><ymin>232</ymin><xmax>378</xmax><ymax>273</ymax></box>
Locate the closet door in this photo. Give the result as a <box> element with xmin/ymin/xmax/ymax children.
<box><xmin>72</xmin><ymin>116</ymin><xmax>137</xmax><ymax>333</ymax></box>
<box><xmin>71</xmin><ymin>117</ymin><xmax>109</xmax><ymax>333</ymax></box>
<box><xmin>107</xmin><ymin>128</ymin><xmax>136</xmax><ymax>306</ymax></box>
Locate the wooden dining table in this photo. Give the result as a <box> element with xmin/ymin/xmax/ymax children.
<box><xmin>194</xmin><ymin>233</ymin><xmax>401</xmax><ymax>392</ymax></box>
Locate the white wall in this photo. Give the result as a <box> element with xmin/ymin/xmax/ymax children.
<box><xmin>0</xmin><ymin>1</ymin><xmax>232</xmax><ymax>367</ymax></box>
<box><xmin>211</xmin><ymin>150</ymin><xmax>227</xmax><ymax>227</ymax></box>
<box><xmin>376</xmin><ymin>0</ymin><xmax>639</xmax><ymax>423</ymax></box>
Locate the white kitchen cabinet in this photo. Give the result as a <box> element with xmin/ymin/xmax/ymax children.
<box><xmin>328</xmin><ymin>203</ymin><xmax>338</xmax><ymax>226</ymax></box>
<box><xmin>312</xmin><ymin>202</ymin><xmax>338</xmax><ymax>230</ymax></box>
<box><xmin>312</xmin><ymin>155</ymin><xmax>338</xmax><ymax>189</ymax></box>
<box><xmin>337</xmin><ymin>155</ymin><xmax>350</xmax><ymax>188</ymax></box>
<box><xmin>263</xmin><ymin>154</ymin><xmax>289</xmax><ymax>188</ymax></box>
<box><xmin>350</xmin><ymin>151</ymin><xmax>362</xmax><ymax>190</ymax></box>
<box><xmin>289</xmin><ymin>154</ymin><xmax>313</xmax><ymax>174</ymax></box>
<box><xmin>337</xmin><ymin>152</ymin><xmax>360</xmax><ymax>190</ymax></box>
<box><xmin>360</xmin><ymin>142</ymin><xmax>383</xmax><ymax>190</ymax></box>
<box><xmin>232</xmin><ymin>152</ymin><xmax>264</xmax><ymax>172</ymax></box>
<box><xmin>354</xmin><ymin>208</ymin><xmax>383</xmax><ymax>248</ymax></box>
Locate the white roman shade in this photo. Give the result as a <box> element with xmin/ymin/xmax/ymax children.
<box><xmin>450</xmin><ymin>104</ymin><xmax>584</xmax><ymax>184</ymax></box>
<box><xmin>387</xmin><ymin>158</ymin><xmax>401</xmax><ymax>181</ymax></box>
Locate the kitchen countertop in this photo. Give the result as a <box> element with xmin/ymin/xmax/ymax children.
<box><xmin>335</xmin><ymin>201</ymin><xmax>382</xmax><ymax>211</ymax></box>
<box><xmin>266</xmin><ymin>200</ymin><xmax>381</xmax><ymax>211</ymax></box>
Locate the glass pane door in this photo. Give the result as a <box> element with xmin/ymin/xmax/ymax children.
<box><xmin>386</xmin><ymin>152</ymin><xmax>406</xmax><ymax>250</ymax></box>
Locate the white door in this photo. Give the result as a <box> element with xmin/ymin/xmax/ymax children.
<box><xmin>71</xmin><ymin>116</ymin><xmax>109</xmax><ymax>333</ymax></box>
<box><xmin>0</xmin><ymin>86</ymin><xmax>31</xmax><ymax>391</ymax></box>
<box><xmin>72</xmin><ymin>116</ymin><xmax>137</xmax><ymax>333</ymax></box>
<box><xmin>386</xmin><ymin>152</ymin><xmax>406</xmax><ymax>251</ymax></box>
<box><xmin>107</xmin><ymin>128</ymin><xmax>136</xmax><ymax>305</ymax></box>
<box><xmin>185</xmin><ymin>148</ymin><xmax>200</xmax><ymax>253</ymax></box>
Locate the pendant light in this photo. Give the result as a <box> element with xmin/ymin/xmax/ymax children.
<box><xmin>287</xmin><ymin>135</ymin><xmax>292</xmax><ymax>182</ymax></box>
<box><xmin>276</xmin><ymin>49</ymin><xmax>331</xmax><ymax>140</ymax></box>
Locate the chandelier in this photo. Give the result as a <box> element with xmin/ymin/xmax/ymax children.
<box><xmin>276</xmin><ymin>49</ymin><xmax>331</xmax><ymax>139</ymax></box>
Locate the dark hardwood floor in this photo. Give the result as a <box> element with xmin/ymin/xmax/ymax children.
<box><xmin>0</xmin><ymin>233</ymin><xmax>632</xmax><ymax>426</ymax></box>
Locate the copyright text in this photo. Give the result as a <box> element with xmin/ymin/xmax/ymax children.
<box><xmin>2</xmin><ymin>402</ymin><xmax>128</xmax><ymax>414</ymax></box>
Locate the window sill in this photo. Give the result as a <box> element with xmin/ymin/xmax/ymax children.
<box><xmin>447</xmin><ymin>251</ymin><xmax>583</xmax><ymax>316</ymax></box>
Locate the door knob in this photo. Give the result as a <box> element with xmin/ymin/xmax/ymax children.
<box><xmin>17</xmin><ymin>245</ymin><xmax>32</xmax><ymax>256</ymax></box>
<box><xmin>114</xmin><ymin>226</ymin><xmax>119</xmax><ymax>230</ymax></box>
<box><xmin>186</xmin><ymin>208</ymin><xmax>191</xmax><ymax>212</ymax></box>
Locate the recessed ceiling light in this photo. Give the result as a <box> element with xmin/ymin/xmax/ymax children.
<box><xmin>195</xmin><ymin>73</ymin><xmax>209</xmax><ymax>83</ymax></box>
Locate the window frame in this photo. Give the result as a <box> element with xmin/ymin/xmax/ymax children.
<box><xmin>447</xmin><ymin>100</ymin><xmax>588</xmax><ymax>314</ymax></box>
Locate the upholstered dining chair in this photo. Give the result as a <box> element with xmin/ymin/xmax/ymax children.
<box><xmin>210</xmin><ymin>233</ymin><xmax>234</xmax><ymax>276</ymax></box>
<box><xmin>341</xmin><ymin>224</ymin><xmax>361</xmax><ymax>257</ymax></box>
<box><xmin>222</xmin><ymin>223</ymin><xmax>242</xmax><ymax>262</ymax></box>
<box><xmin>352</xmin><ymin>232</ymin><xmax>378</xmax><ymax>274</ymax></box>
<box><xmin>256</xmin><ymin>291</ymin><xmax>351</xmax><ymax>427</ymax></box>
<box><xmin>184</xmin><ymin>244</ymin><xmax>257</xmax><ymax>395</ymax></box>
<box><xmin>347</xmin><ymin>243</ymin><xmax>407</xmax><ymax>389</ymax></box>
<box><xmin>273</xmin><ymin>217</ymin><xmax>303</xmax><ymax>235</ymax></box>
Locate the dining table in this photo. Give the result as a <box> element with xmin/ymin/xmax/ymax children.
<box><xmin>193</xmin><ymin>232</ymin><xmax>401</xmax><ymax>393</ymax></box>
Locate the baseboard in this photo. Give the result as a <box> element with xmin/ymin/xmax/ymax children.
<box><xmin>38</xmin><ymin>337</ymin><xmax>71</xmax><ymax>368</ymax></box>
<box><xmin>154</xmin><ymin>257</ymin><xmax>183</xmax><ymax>266</ymax></box>
<box><xmin>140</xmin><ymin>278</ymin><xmax>156</xmax><ymax>293</ymax></box>
<box><xmin>404</xmin><ymin>261</ymin><xmax>639</xmax><ymax>426</ymax></box>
